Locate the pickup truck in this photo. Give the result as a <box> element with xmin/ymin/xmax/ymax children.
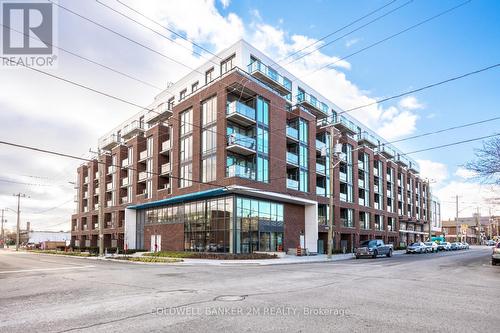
<box><xmin>355</xmin><ymin>239</ymin><xmax>393</xmax><ymax>259</ymax></box>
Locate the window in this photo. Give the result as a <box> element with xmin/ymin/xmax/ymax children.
<box><xmin>205</xmin><ymin>67</ymin><xmax>214</xmax><ymax>84</ymax></box>
<box><xmin>191</xmin><ymin>81</ymin><xmax>199</xmax><ymax>93</ymax></box>
<box><xmin>180</xmin><ymin>136</ymin><xmax>193</xmax><ymax>162</ymax></box>
<box><xmin>179</xmin><ymin>164</ymin><xmax>192</xmax><ymax>188</ymax></box>
<box><xmin>202</xmin><ymin>96</ymin><xmax>217</xmax><ymax>126</ymax></box>
<box><xmin>202</xmin><ymin>155</ymin><xmax>216</xmax><ymax>182</ymax></box>
<box><xmin>179</xmin><ymin>89</ymin><xmax>187</xmax><ymax>101</ymax></box>
<box><xmin>202</xmin><ymin>128</ymin><xmax>217</xmax><ymax>155</ymax></box>
<box><xmin>220</xmin><ymin>54</ymin><xmax>235</xmax><ymax>75</ymax></box>
<box><xmin>180</xmin><ymin>108</ymin><xmax>193</xmax><ymax>136</ymax></box>
<box><xmin>167</xmin><ymin>97</ymin><xmax>175</xmax><ymax>110</ymax></box>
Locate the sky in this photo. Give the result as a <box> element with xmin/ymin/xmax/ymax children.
<box><xmin>0</xmin><ymin>0</ymin><xmax>499</xmax><ymax>232</ymax></box>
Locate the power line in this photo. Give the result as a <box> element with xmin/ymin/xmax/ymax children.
<box><xmin>284</xmin><ymin>0</ymin><xmax>413</xmax><ymax>66</ymax></box>
<box><xmin>302</xmin><ymin>0</ymin><xmax>471</xmax><ymax>79</ymax></box>
<box><xmin>387</xmin><ymin>115</ymin><xmax>500</xmax><ymax>145</ymax></box>
<box><xmin>403</xmin><ymin>133</ymin><xmax>500</xmax><ymax>155</ymax></box>
<box><xmin>0</xmin><ymin>178</ymin><xmax>66</xmax><ymax>187</ymax></box>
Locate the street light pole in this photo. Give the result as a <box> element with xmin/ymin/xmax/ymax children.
<box><xmin>427</xmin><ymin>180</ymin><xmax>432</xmax><ymax>242</ymax></box>
<box><xmin>13</xmin><ymin>193</ymin><xmax>28</xmax><ymax>251</ymax></box>
<box><xmin>455</xmin><ymin>195</ymin><xmax>459</xmax><ymax>242</ymax></box>
<box><xmin>1</xmin><ymin>209</ymin><xmax>5</xmax><ymax>249</ymax></box>
<box><xmin>327</xmin><ymin>126</ymin><xmax>336</xmax><ymax>259</ymax></box>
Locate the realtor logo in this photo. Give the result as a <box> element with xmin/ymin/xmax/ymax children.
<box><xmin>1</xmin><ymin>1</ymin><xmax>57</xmax><ymax>67</ymax></box>
<box><xmin>2</xmin><ymin>2</ymin><xmax>53</xmax><ymax>54</ymax></box>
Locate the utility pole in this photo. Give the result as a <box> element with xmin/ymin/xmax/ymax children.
<box><xmin>455</xmin><ymin>195</ymin><xmax>459</xmax><ymax>242</ymax></box>
<box><xmin>1</xmin><ymin>209</ymin><xmax>5</xmax><ymax>248</ymax></box>
<box><xmin>13</xmin><ymin>193</ymin><xmax>28</xmax><ymax>251</ymax></box>
<box><xmin>327</xmin><ymin>126</ymin><xmax>336</xmax><ymax>259</ymax></box>
<box><xmin>475</xmin><ymin>207</ymin><xmax>480</xmax><ymax>245</ymax></box>
<box><xmin>426</xmin><ymin>180</ymin><xmax>432</xmax><ymax>242</ymax></box>
<box><xmin>98</xmin><ymin>153</ymin><xmax>105</xmax><ymax>256</ymax></box>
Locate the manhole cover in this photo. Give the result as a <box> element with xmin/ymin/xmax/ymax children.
<box><xmin>214</xmin><ymin>295</ymin><xmax>246</xmax><ymax>302</ymax></box>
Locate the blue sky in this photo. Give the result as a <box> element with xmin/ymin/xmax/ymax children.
<box><xmin>0</xmin><ymin>0</ymin><xmax>499</xmax><ymax>230</ymax></box>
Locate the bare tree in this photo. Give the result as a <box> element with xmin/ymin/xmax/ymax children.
<box><xmin>466</xmin><ymin>136</ymin><xmax>500</xmax><ymax>184</ymax></box>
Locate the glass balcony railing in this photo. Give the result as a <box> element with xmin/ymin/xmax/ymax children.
<box><xmin>339</xmin><ymin>172</ymin><xmax>347</xmax><ymax>182</ymax></box>
<box><xmin>286</xmin><ymin>151</ymin><xmax>299</xmax><ymax>165</ymax></box>
<box><xmin>334</xmin><ymin>115</ymin><xmax>358</xmax><ymax>134</ymax></box>
<box><xmin>286</xmin><ymin>178</ymin><xmax>299</xmax><ymax>190</ymax></box>
<box><xmin>357</xmin><ymin>132</ymin><xmax>380</xmax><ymax>147</ymax></box>
<box><xmin>227</xmin><ymin>132</ymin><xmax>256</xmax><ymax>150</ymax></box>
<box><xmin>297</xmin><ymin>91</ymin><xmax>329</xmax><ymax>114</ymax></box>
<box><xmin>227</xmin><ymin>164</ymin><xmax>256</xmax><ymax>179</ymax></box>
<box><xmin>315</xmin><ymin>139</ymin><xmax>326</xmax><ymax>151</ymax></box>
<box><xmin>316</xmin><ymin>163</ymin><xmax>326</xmax><ymax>174</ymax></box>
<box><xmin>286</xmin><ymin>126</ymin><xmax>299</xmax><ymax>140</ymax></box>
<box><xmin>248</xmin><ymin>60</ymin><xmax>292</xmax><ymax>92</ymax></box>
<box><xmin>226</xmin><ymin>101</ymin><xmax>256</xmax><ymax>120</ymax></box>
<box><xmin>316</xmin><ymin>186</ymin><xmax>326</xmax><ymax>196</ymax></box>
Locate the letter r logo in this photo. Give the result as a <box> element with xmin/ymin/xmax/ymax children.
<box><xmin>2</xmin><ymin>2</ymin><xmax>53</xmax><ymax>54</ymax></box>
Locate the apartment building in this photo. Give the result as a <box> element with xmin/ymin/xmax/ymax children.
<box><xmin>71</xmin><ymin>39</ymin><xmax>439</xmax><ymax>254</ymax></box>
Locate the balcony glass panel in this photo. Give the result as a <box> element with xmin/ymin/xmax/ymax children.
<box><xmin>226</xmin><ymin>164</ymin><xmax>256</xmax><ymax>179</ymax></box>
<box><xmin>227</xmin><ymin>133</ymin><xmax>256</xmax><ymax>150</ymax></box>
<box><xmin>316</xmin><ymin>186</ymin><xmax>326</xmax><ymax>196</ymax></box>
<box><xmin>286</xmin><ymin>178</ymin><xmax>299</xmax><ymax>190</ymax></box>
<box><xmin>227</xmin><ymin>101</ymin><xmax>256</xmax><ymax>120</ymax></box>
<box><xmin>286</xmin><ymin>126</ymin><xmax>299</xmax><ymax>140</ymax></box>
<box><xmin>248</xmin><ymin>60</ymin><xmax>291</xmax><ymax>91</ymax></box>
<box><xmin>316</xmin><ymin>163</ymin><xmax>326</xmax><ymax>174</ymax></box>
<box><xmin>286</xmin><ymin>152</ymin><xmax>299</xmax><ymax>165</ymax></box>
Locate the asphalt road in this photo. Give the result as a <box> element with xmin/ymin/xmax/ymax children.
<box><xmin>0</xmin><ymin>247</ymin><xmax>498</xmax><ymax>332</ymax></box>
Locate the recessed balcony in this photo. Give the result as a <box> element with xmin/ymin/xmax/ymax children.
<box><xmin>286</xmin><ymin>178</ymin><xmax>299</xmax><ymax>191</ymax></box>
<box><xmin>396</xmin><ymin>154</ymin><xmax>409</xmax><ymax>167</ymax></box>
<box><xmin>122</xmin><ymin>158</ymin><xmax>129</xmax><ymax>167</ymax></box>
<box><xmin>161</xmin><ymin>163</ymin><xmax>171</xmax><ymax>175</ymax></box>
<box><xmin>145</xmin><ymin>102</ymin><xmax>172</xmax><ymax>124</ymax></box>
<box><xmin>226</xmin><ymin>133</ymin><xmax>256</xmax><ymax>156</ymax></box>
<box><xmin>226</xmin><ymin>101</ymin><xmax>256</xmax><ymax>126</ymax></box>
<box><xmin>286</xmin><ymin>151</ymin><xmax>299</xmax><ymax>166</ymax></box>
<box><xmin>161</xmin><ymin>140</ymin><xmax>171</xmax><ymax>154</ymax></box>
<box><xmin>106</xmin><ymin>182</ymin><xmax>113</xmax><ymax>191</ymax></box>
<box><xmin>99</xmin><ymin>134</ymin><xmax>120</xmax><ymax>151</ymax></box>
<box><xmin>297</xmin><ymin>91</ymin><xmax>329</xmax><ymax>118</ymax></box>
<box><xmin>315</xmin><ymin>139</ymin><xmax>326</xmax><ymax>151</ymax></box>
<box><xmin>122</xmin><ymin>120</ymin><xmax>145</xmax><ymax>140</ymax></box>
<box><xmin>248</xmin><ymin>60</ymin><xmax>292</xmax><ymax>96</ymax></box>
<box><xmin>121</xmin><ymin>178</ymin><xmax>129</xmax><ymax>187</ymax></box>
<box><xmin>139</xmin><ymin>150</ymin><xmax>148</xmax><ymax>162</ymax></box>
<box><xmin>377</xmin><ymin>145</ymin><xmax>396</xmax><ymax>158</ymax></box>
<box><xmin>316</xmin><ymin>186</ymin><xmax>326</xmax><ymax>196</ymax></box>
<box><xmin>286</xmin><ymin>126</ymin><xmax>299</xmax><ymax>141</ymax></box>
<box><xmin>316</xmin><ymin>162</ymin><xmax>326</xmax><ymax>175</ymax></box>
<box><xmin>227</xmin><ymin>164</ymin><xmax>256</xmax><ymax>180</ymax></box>
<box><xmin>138</xmin><ymin>171</ymin><xmax>148</xmax><ymax>182</ymax></box>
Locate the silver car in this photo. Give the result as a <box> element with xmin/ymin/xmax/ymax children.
<box><xmin>406</xmin><ymin>242</ymin><xmax>427</xmax><ymax>254</ymax></box>
<box><xmin>424</xmin><ymin>242</ymin><xmax>438</xmax><ymax>253</ymax></box>
<box><xmin>438</xmin><ymin>242</ymin><xmax>451</xmax><ymax>251</ymax></box>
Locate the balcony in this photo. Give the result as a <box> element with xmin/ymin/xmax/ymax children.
<box><xmin>122</xmin><ymin>120</ymin><xmax>145</xmax><ymax>140</ymax></box>
<box><xmin>161</xmin><ymin>163</ymin><xmax>171</xmax><ymax>175</ymax></box>
<box><xmin>286</xmin><ymin>126</ymin><xmax>299</xmax><ymax>141</ymax></box>
<box><xmin>316</xmin><ymin>163</ymin><xmax>326</xmax><ymax>175</ymax></box>
<box><xmin>84</xmin><ymin>176</ymin><xmax>89</xmax><ymax>184</ymax></box>
<box><xmin>161</xmin><ymin>140</ymin><xmax>171</xmax><ymax>153</ymax></box>
<box><xmin>227</xmin><ymin>164</ymin><xmax>255</xmax><ymax>179</ymax></box>
<box><xmin>286</xmin><ymin>151</ymin><xmax>299</xmax><ymax>166</ymax></box>
<box><xmin>226</xmin><ymin>101</ymin><xmax>256</xmax><ymax>126</ymax></box>
<box><xmin>297</xmin><ymin>91</ymin><xmax>329</xmax><ymax>117</ymax></box>
<box><xmin>138</xmin><ymin>171</ymin><xmax>148</xmax><ymax>182</ymax></box>
<box><xmin>315</xmin><ymin>139</ymin><xmax>326</xmax><ymax>151</ymax></box>
<box><xmin>121</xmin><ymin>196</ymin><xmax>128</xmax><ymax>204</ymax></box>
<box><xmin>145</xmin><ymin>102</ymin><xmax>172</xmax><ymax>124</ymax></box>
<box><xmin>358</xmin><ymin>178</ymin><xmax>365</xmax><ymax>188</ymax></box>
<box><xmin>248</xmin><ymin>60</ymin><xmax>292</xmax><ymax>96</ymax></box>
<box><xmin>99</xmin><ymin>134</ymin><xmax>120</xmax><ymax>150</ymax></box>
<box><xmin>408</xmin><ymin>160</ymin><xmax>420</xmax><ymax>173</ymax></box>
<box><xmin>121</xmin><ymin>178</ymin><xmax>129</xmax><ymax>187</ymax></box>
<box><xmin>122</xmin><ymin>158</ymin><xmax>129</xmax><ymax>167</ymax></box>
<box><xmin>106</xmin><ymin>200</ymin><xmax>113</xmax><ymax>207</ymax></box>
<box><xmin>286</xmin><ymin>178</ymin><xmax>299</xmax><ymax>191</ymax></box>
<box><xmin>93</xmin><ymin>203</ymin><xmax>99</xmax><ymax>211</ymax></box>
<box><xmin>396</xmin><ymin>154</ymin><xmax>409</xmax><ymax>167</ymax></box>
<box><xmin>227</xmin><ymin>133</ymin><xmax>256</xmax><ymax>156</ymax></box>
<box><xmin>139</xmin><ymin>150</ymin><xmax>148</xmax><ymax>161</ymax></box>
<box><xmin>83</xmin><ymin>191</ymin><xmax>88</xmax><ymax>199</ymax></box>
<box><xmin>82</xmin><ymin>224</ymin><xmax>88</xmax><ymax>231</ymax></box>
<box><xmin>107</xmin><ymin>165</ymin><xmax>115</xmax><ymax>175</ymax></box>
<box><xmin>339</xmin><ymin>172</ymin><xmax>347</xmax><ymax>183</ymax></box>
<box><xmin>357</xmin><ymin>132</ymin><xmax>380</xmax><ymax>148</ymax></box>
<box><xmin>316</xmin><ymin>186</ymin><xmax>326</xmax><ymax>196</ymax></box>
<box><xmin>83</xmin><ymin>206</ymin><xmax>88</xmax><ymax>213</ymax></box>
<box><xmin>333</xmin><ymin>116</ymin><xmax>358</xmax><ymax>135</ymax></box>
<box><xmin>378</xmin><ymin>144</ymin><xmax>396</xmax><ymax>158</ymax></box>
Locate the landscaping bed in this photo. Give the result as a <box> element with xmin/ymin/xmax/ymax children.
<box><xmin>143</xmin><ymin>251</ymin><xmax>278</xmax><ymax>260</ymax></box>
<box><xmin>28</xmin><ymin>250</ymin><xmax>96</xmax><ymax>257</ymax></box>
<box><xmin>112</xmin><ymin>256</ymin><xmax>182</xmax><ymax>263</ymax></box>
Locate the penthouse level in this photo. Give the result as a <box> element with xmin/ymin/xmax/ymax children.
<box><xmin>71</xmin><ymin>39</ymin><xmax>436</xmax><ymax>254</ymax></box>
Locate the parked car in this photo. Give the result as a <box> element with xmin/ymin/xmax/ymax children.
<box><xmin>355</xmin><ymin>239</ymin><xmax>393</xmax><ymax>259</ymax></box>
<box><xmin>438</xmin><ymin>242</ymin><xmax>451</xmax><ymax>251</ymax></box>
<box><xmin>424</xmin><ymin>242</ymin><xmax>439</xmax><ymax>253</ymax></box>
<box><xmin>450</xmin><ymin>242</ymin><xmax>460</xmax><ymax>250</ymax></box>
<box><xmin>406</xmin><ymin>242</ymin><xmax>427</xmax><ymax>254</ymax></box>
<box><xmin>492</xmin><ymin>243</ymin><xmax>500</xmax><ymax>265</ymax></box>
<box><xmin>486</xmin><ymin>240</ymin><xmax>496</xmax><ymax>246</ymax></box>
<box><xmin>462</xmin><ymin>242</ymin><xmax>470</xmax><ymax>249</ymax></box>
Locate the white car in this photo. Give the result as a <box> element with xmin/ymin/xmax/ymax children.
<box><xmin>424</xmin><ymin>242</ymin><xmax>438</xmax><ymax>253</ymax></box>
<box><xmin>438</xmin><ymin>242</ymin><xmax>451</xmax><ymax>251</ymax></box>
<box><xmin>406</xmin><ymin>242</ymin><xmax>427</xmax><ymax>254</ymax></box>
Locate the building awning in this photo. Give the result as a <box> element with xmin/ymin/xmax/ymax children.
<box><xmin>127</xmin><ymin>188</ymin><xmax>227</xmax><ymax>210</ymax></box>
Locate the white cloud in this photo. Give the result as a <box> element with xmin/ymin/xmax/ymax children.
<box><xmin>399</xmin><ymin>96</ymin><xmax>424</xmax><ymax>110</ymax></box>
<box><xmin>417</xmin><ymin>159</ymin><xmax>449</xmax><ymax>184</ymax></box>
<box><xmin>455</xmin><ymin>167</ymin><xmax>478</xmax><ymax>180</ymax></box>
<box><xmin>377</xmin><ymin>110</ymin><xmax>419</xmax><ymax>140</ymax></box>
<box><xmin>219</xmin><ymin>0</ymin><xmax>230</xmax><ymax>9</ymax></box>
<box><xmin>345</xmin><ymin>38</ymin><xmax>360</xmax><ymax>48</ymax></box>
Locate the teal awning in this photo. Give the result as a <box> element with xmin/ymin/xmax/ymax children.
<box><xmin>126</xmin><ymin>188</ymin><xmax>227</xmax><ymax>210</ymax></box>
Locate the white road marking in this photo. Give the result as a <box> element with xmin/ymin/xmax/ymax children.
<box><xmin>0</xmin><ymin>265</ymin><xmax>95</xmax><ymax>274</ymax></box>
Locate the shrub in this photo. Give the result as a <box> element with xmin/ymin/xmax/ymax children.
<box><xmin>113</xmin><ymin>256</ymin><xmax>182</xmax><ymax>263</ymax></box>
<box><xmin>143</xmin><ymin>251</ymin><xmax>278</xmax><ymax>260</ymax></box>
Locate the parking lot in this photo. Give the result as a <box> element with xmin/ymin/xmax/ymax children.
<box><xmin>0</xmin><ymin>246</ymin><xmax>499</xmax><ymax>332</ymax></box>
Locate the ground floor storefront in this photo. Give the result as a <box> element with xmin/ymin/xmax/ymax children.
<box><xmin>125</xmin><ymin>188</ymin><xmax>318</xmax><ymax>254</ymax></box>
